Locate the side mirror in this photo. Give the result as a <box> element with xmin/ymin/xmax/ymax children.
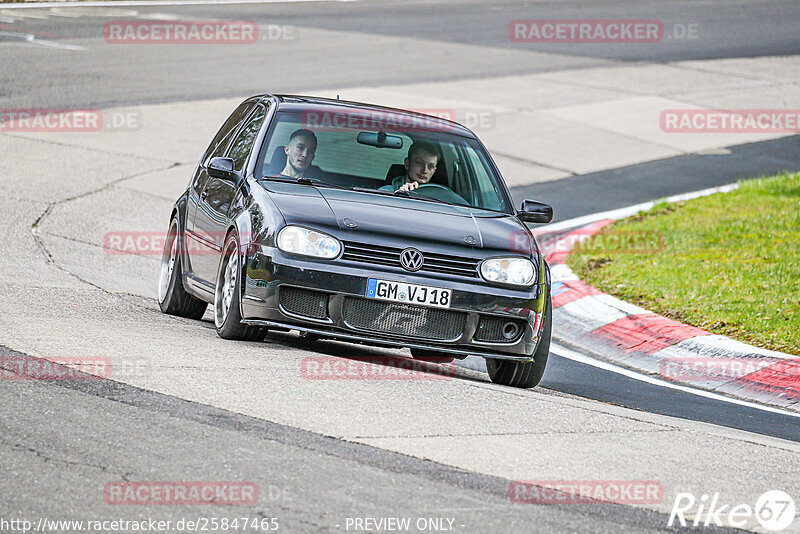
<box><xmin>207</xmin><ymin>157</ymin><xmax>237</xmax><ymax>181</ymax></box>
<box><xmin>518</xmin><ymin>199</ymin><xmax>553</xmax><ymax>224</ymax></box>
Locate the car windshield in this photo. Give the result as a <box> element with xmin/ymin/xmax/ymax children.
<box><xmin>256</xmin><ymin>109</ymin><xmax>512</xmax><ymax>214</ymax></box>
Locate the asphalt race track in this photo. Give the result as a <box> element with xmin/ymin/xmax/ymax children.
<box><xmin>2</xmin><ymin>1</ymin><xmax>800</xmax><ymax>533</ymax></box>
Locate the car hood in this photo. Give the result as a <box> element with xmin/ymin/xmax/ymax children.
<box><xmin>259</xmin><ymin>181</ymin><xmax>538</xmax><ymax>258</ymax></box>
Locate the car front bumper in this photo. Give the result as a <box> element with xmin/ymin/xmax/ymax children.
<box><xmin>240</xmin><ymin>248</ymin><xmax>549</xmax><ymax>362</ymax></box>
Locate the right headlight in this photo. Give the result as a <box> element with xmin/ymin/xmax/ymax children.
<box><xmin>480</xmin><ymin>257</ymin><xmax>536</xmax><ymax>287</ymax></box>
<box><xmin>276</xmin><ymin>225</ymin><xmax>341</xmax><ymax>259</ymax></box>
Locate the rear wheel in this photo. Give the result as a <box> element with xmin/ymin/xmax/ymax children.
<box><xmin>486</xmin><ymin>297</ymin><xmax>551</xmax><ymax>388</ymax></box>
<box><xmin>158</xmin><ymin>217</ymin><xmax>208</xmax><ymax>320</ymax></box>
<box><xmin>214</xmin><ymin>232</ymin><xmax>267</xmax><ymax>342</ymax></box>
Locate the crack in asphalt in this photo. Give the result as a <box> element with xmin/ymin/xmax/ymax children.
<box><xmin>667</xmin><ymin>62</ymin><xmax>797</xmax><ymax>86</ymax></box>
<box><xmin>535</xmin><ymin>61</ymin><xmax>792</xmax><ymax>100</ymax></box>
<box><xmin>2</xmin><ymin>130</ymin><xmax>180</xmax><ymax>162</ymax></box>
<box><xmin>454</xmin><ymin>377</ymin><xmax>688</xmax><ymax>432</ymax></box>
<box><xmin>346</xmin><ymin>429</ymin><xmax>679</xmax><ymax>440</ymax></box>
<box><xmin>43</xmin><ymin>231</ymin><xmax>162</xmax><ymax>264</ymax></box>
<box><xmin>28</xmin><ymin>161</ymin><xmax>182</xmax><ymax>308</ymax></box>
<box><xmin>490</xmin><ymin>149</ymin><xmax>577</xmax><ymax>175</ymax></box>
<box><xmin>0</xmin><ymin>439</ymin><xmax>113</xmax><ymax>474</ymax></box>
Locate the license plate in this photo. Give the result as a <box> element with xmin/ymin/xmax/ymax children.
<box><xmin>366</xmin><ymin>278</ymin><xmax>452</xmax><ymax>308</ymax></box>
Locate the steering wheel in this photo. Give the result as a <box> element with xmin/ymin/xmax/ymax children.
<box><xmin>413</xmin><ymin>183</ymin><xmax>469</xmax><ymax>205</ymax></box>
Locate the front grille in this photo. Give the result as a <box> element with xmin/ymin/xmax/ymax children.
<box><xmin>279</xmin><ymin>287</ymin><xmax>329</xmax><ymax>319</ymax></box>
<box><xmin>341</xmin><ymin>241</ymin><xmax>480</xmax><ymax>278</ymax></box>
<box><xmin>474</xmin><ymin>316</ymin><xmax>525</xmax><ymax>343</ymax></box>
<box><xmin>342</xmin><ymin>297</ymin><xmax>466</xmax><ymax>341</ymax></box>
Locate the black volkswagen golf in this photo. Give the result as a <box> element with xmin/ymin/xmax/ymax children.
<box><xmin>158</xmin><ymin>95</ymin><xmax>554</xmax><ymax>388</ymax></box>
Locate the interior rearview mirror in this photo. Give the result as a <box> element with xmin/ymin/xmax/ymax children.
<box><xmin>207</xmin><ymin>157</ymin><xmax>238</xmax><ymax>181</ymax></box>
<box><xmin>357</xmin><ymin>131</ymin><xmax>403</xmax><ymax>149</ymax></box>
<box><xmin>518</xmin><ymin>199</ymin><xmax>553</xmax><ymax>224</ymax></box>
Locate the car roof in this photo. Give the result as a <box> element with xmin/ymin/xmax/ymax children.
<box><xmin>249</xmin><ymin>94</ymin><xmax>475</xmax><ymax>137</ymax></box>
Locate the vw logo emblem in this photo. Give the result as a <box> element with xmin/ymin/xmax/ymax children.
<box><xmin>399</xmin><ymin>248</ymin><xmax>424</xmax><ymax>272</ymax></box>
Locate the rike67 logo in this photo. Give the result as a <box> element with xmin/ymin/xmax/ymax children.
<box><xmin>669</xmin><ymin>490</ymin><xmax>796</xmax><ymax>531</ymax></box>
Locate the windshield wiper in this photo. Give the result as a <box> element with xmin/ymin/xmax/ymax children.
<box><xmin>295</xmin><ymin>177</ymin><xmax>353</xmax><ymax>191</ymax></box>
<box><xmin>397</xmin><ymin>189</ymin><xmax>464</xmax><ymax>207</ymax></box>
<box><xmin>259</xmin><ymin>175</ymin><xmax>295</xmax><ymax>183</ymax></box>
<box><xmin>352</xmin><ymin>187</ymin><xmax>466</xmax><ymax>207</ymax></box>
<box><xmin>264</xmin><ymin>179</ymin><xmax>467</xmax><ymax>208</ymax></box>
<box><xmin>260</xmin><ymin>175</ymin><xmax>352</xmax><ymax>191</ymax></box>
<box><xmin>352</xmin><ymin>187</ymin><xmax>396</xmax><ymax>196</ymax></box>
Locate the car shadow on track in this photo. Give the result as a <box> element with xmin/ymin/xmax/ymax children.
<box><xmin>252</xmin><ymin>329</ymin><xmax>492</xmax><ymax>385</ymax></box>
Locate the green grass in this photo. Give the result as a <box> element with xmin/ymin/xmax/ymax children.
<box><xmin>567</xmin><ymin>172</ymin><xmax>800</xmax><ymax>355</ymax></box>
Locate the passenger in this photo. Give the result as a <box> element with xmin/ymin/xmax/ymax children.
<box><xmin>280</xmin><ymin>128</ymin><xmax>317</xmax><ymax>179</ymax></box>
<box><xmin>380</xmin><ymin>140</ymin><xmax>440</xmax><ymax>192</ymax></box>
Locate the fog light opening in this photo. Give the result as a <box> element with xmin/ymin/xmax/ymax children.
<box><xmin>502</xmin><ymin>322</ymin><xmax>520</xmax><ymax>340</ymax></box>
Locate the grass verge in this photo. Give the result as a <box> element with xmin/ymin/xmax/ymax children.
<box><xmin>567</xmin><ymin>172</ymin><xmax>800</xmax><ymax>355</ymax></box>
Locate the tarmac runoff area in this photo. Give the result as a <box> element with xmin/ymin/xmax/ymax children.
<box><xmin>2</xmin><ymin>53</ymin><xmax>800</xmax><ymax>525</ymax></box>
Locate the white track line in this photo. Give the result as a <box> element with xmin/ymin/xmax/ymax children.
<box><xmin>551</xmin><ymin>342</ymin><xmax>800</xmax><ymax>419</ymax></box>
<box><xmin>49</xmin><ymin>8</ymin><xmax>82</xmax><ymax>17</ymax></box>
<box><xmin>1</xmin><ymin>0</ymin><xmax>356</xmax><ymax>9</ymax></box>
<box><xmin>0</xmin><ymin>30</ymin><xmax>84</xmax><ymax>50</ymax></box>
<box><xmin>538</xmin><ymin>183</ymin><xmax>739</xmax><ymax>234</ymax></box>
<box><xmin>0</xmin><ymin>9</ymin><xmax>48</xmax><ymax>18</ymax></box>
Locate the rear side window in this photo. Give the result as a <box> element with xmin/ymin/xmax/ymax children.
<box><xmin>202</xmin><ymin>102</ymin><xmax>254</xmax><ymax>165</ymax></box>
<box><xmin>228</xmin><ymin>105</ymin><xmax>267</xmax><ymax>172</ymax></box>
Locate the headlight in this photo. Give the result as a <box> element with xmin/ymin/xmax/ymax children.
<box><xmin>276</xmin><ymin>226</ymin><xmax>341</xmax><ymax>259</ymax></box>
<box><xmin>480</xmin><ymin>257</ymin><xmax>535</xmax><ymax>287</ymax></box>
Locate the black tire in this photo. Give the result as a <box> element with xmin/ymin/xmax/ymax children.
<box><xmin>158</xmin><ymin>217</ymin><xmax>208</xmax><ymax>320</ymax></box>
<box><xmin>486</xmin><ymin>296</ymin><xmax>551</xmax><ymax>388</ymax></box>
<box><xmin>410</xmin><ymin>348</ymin><xmax>455</xmax><ymax>364</ymax></box>
<box><xmin>214</xmin><ymin>232</ymin><xmax>267</xmax><ymax>342</ymax></box>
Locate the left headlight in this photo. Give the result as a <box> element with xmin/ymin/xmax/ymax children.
<box><xmin>276</xmin><ymin>226</ymin><xmax>341</xmax><ymax>259</ymax></box>
<box><xmin>480</xmin><ymin>257</ymin><xmax>536</xmax><ymax>287</ymax></box>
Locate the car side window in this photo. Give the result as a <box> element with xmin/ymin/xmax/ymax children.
<box><xmin>227</xmin><ymin>105</ymin><xmax>267</xmax><ymax>172</ymax></box>
<box><xmin>202</xmin><ymin>102</ymin><xmax>254</xmax><ymax>166</ymax></box>
<box><xmin>464</xmin><ymin>147</ymin><xmax>502</xmax><ymax>210</ymax></box>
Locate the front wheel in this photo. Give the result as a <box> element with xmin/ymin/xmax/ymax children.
<box><xmin>158</xmin><ymin>217</ymin><xmax>208</xmax><ymax>320</ymax></box>
<box><xmin>214</xmin><ymin>232</ymin><xmax>267</xmax><ymax>342</ymax></box>
<box><xmin>486</xmin><ymin>297</ymin><xmax>551</xmax><ymax>388</ymax></box>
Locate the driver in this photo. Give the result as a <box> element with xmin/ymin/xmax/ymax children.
<box><xmin>380</xmin><ymin>140</ymin><xmax>440</xmax><ymax>192</ymax></box>
<box><xmin>280</xmin><ymin>128</ymin><xmax>317</xmax><ymax>179</ymax></box>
